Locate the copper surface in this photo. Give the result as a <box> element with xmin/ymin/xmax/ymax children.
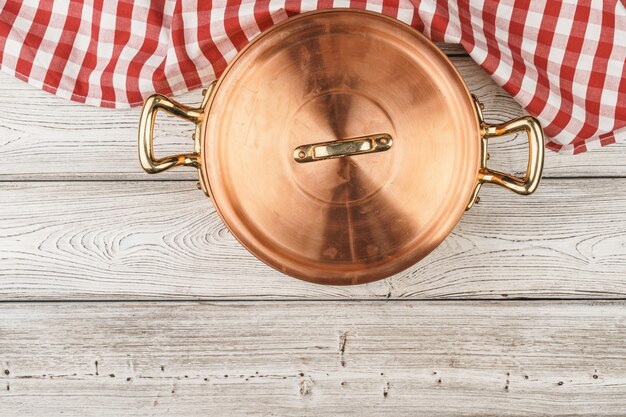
<box><xmin>200</xmin><ymin>10</ymin><xmax>481</xmax><ymax>285</ymax></box>
<box><xmin>138</xmin><ymin>9</ymin><xmax>544</xmax><ymax>285</ymax></box>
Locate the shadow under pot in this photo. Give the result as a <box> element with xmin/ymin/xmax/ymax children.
<box><xmin>138</xmin><ymin>9</ymin><xmax>544</xmax><ymax>286</ymax></box>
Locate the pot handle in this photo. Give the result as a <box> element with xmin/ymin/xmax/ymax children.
<box><xmin>479</xmin><ymin>116</ymin><xmax>545</xmax><ymax>195</ymax></box>
<box><xmin>138</xmin><ymin>94</ymin><xmax>202</xmax><ymax>174</ymax></box>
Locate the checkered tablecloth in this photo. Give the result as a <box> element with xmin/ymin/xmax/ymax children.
<box><xmin>1</xmin><ymin>1</ymin><xmax>624</xmax><ymax>154</ymax></box>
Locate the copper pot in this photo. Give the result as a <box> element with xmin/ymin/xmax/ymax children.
<box><xmin>139</xmin><ymin>9</ymin><xmax>544</xmax><ymax>285</ymax></box>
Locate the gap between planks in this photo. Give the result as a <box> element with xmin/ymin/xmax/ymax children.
<box><xmin>4</xmin><ymin>297</ymin><xmax>626</xmax><ymax>304</ymax></box>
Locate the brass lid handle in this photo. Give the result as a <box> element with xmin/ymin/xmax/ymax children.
<box><xmin>293</xmin><ymin>133</ymin><xmax>393</xmax><ymax>163</ymax></box>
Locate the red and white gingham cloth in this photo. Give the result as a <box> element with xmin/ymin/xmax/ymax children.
<box><xmin>1</xmin><ymin>1</ymin><xmax>625</xmax><ymax>154</ymax></box>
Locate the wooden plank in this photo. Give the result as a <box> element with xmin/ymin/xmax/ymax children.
<box><xmin>1</xmin><ymin>300</ymin><xmax>626</xmax><ymax>416</ymax></box>
<box><xmin>1</xmin><ymin>60</ymin><xmax>624</xmax><ymax>181</ymax></box>
<box><xmin>435</xmin><ymin>42</ymin><xmax>468</xmax><ymax>56</ymax></box>
<box><xmin>1</xmin><ymin>178</ymin><xmax>625</xmax><ymax>300</ymax></box>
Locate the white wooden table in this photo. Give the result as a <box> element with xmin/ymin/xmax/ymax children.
<box><xmin>1</xmin><ymin>45</ymin><xmax>626</xmax><ymax>416</ymax></box>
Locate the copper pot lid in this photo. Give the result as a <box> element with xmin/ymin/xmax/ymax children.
<box><xmin>199</xmin><ymin>10</ymin><xmax>481</xmax><ymax>285</ymax></box>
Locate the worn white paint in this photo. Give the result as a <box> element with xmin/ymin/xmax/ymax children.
<box><xmin>1</xmin><ymin>60</ymin><xmax>624</xmax><ymax>182</ymax></box>
<box><xmin>2</xmin><ymin>301</ymin><xmax>626</xmax><ymax>416</ymax></box>
<box><xmin>0</xmin><ymin>45</ymin><xmax>625</xmax><ymax>415</ymax></box>
<box><xmin>0</xmin><ymin>179</ymin><xmax>625</xmax><ymax>300</ymax></box>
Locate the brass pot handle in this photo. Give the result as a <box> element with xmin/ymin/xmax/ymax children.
<box><xmin>466</xmin><ymin>97</ymin><xmax>545</xmax><ymax>210</ymax></box>
<box><xmin>138</xmin><ymin>94</ymin><xmax>203</xmax><ymax>174</ymax></box>
<box><xmin>480</xmin><ymin>116</ymin><xmax>544</xmax><ymax>195</ymax></box>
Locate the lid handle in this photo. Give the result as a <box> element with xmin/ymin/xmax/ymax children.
<box><xmin>293</xmin><ymin>133</ymin><xmax>393</xmax><ymax>163</ymax></box>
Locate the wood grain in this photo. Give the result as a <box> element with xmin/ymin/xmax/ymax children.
<box><xmin>1</xmin><ymin>59</ymin><xmax>624</xmax><ymax>182</ymax></box>
<box><xmin>1</xmin><ymin>179</ymin><xmax>624</xmax><ymax>300</ymax></box>
<box><xmin>2</xmin><ymin>38</ymin><xmax>626</xmax><ymax>416</ymax></box>
<box><xmin>434</xmin><ymin>42</ymin><xmax>468</xmax><ymax>56</ymax></box>
<box><xmin>1</xmin><ymin>301</ymin><xmax>626</xmax><ymax>416</ymax></box>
